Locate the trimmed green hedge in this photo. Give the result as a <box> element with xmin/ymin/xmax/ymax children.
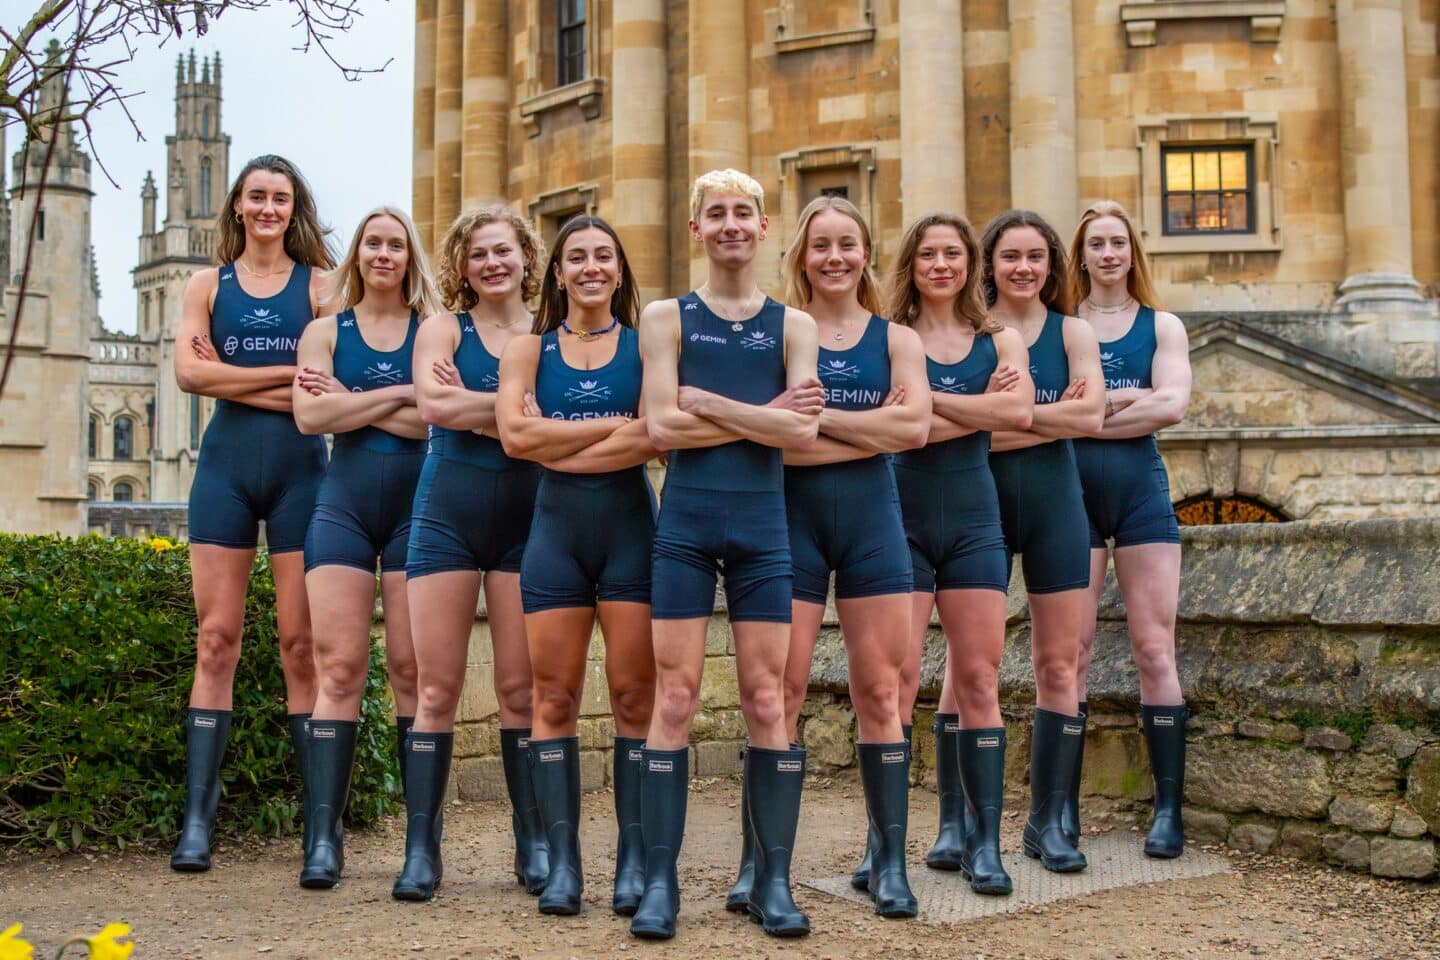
<box><xmin>0</xmin><ymin>534</ymin><xmax>398</xmax><ymax>851</ymax></box>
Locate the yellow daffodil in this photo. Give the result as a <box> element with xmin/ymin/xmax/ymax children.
<box><xmin>147</xmin><ymin>536</ymin><xmax>176</xmax><ymax>552</ymax></box>
<box><xmin>0</xmin><ymin>923</ymin><xmax>34</xmax><ymax>960</ymax></box>
<box><xmin>83</xmin><ymin>924</ymin><xmax>133</xmax><ymax>960</ymax></box>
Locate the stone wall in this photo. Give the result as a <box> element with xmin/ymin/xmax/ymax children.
<box><xmin>804</xmin><ymin>517</ymin><xmax>1440</xmax><ymax>879</ymax></box>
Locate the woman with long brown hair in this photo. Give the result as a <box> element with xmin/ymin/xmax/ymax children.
<box><xmin>494</xmin><ymin>215</ymin><xmax>659</xmax><ymax>917</ymax></box>
<box><xmin>981</xmin><ymin>209</ymin><xmax>1104</xmax><ymax>874</ymax></box>
<box><xmin>889</xmin><ymin>211</ymin><xmax>1032</xmax><ymax>896</ymax></box>
<box><xmin>170</xmin><ymin>154</ymin><xmax>333</xmax><ymax>873</ymax></box>
<box><xmin>766</xmin><ymin>195</ymin><xmax>929</xmax><ymax>918</ymax></box>
<box><xmin>392</xmin><ymin>206</ymin><xmax>549</xmax><ymax>902</ymax></box>
<box><xmin>1065</xmin><ymin>201</ymin><xmax>1191</xmax><ymax>858</ymax></box>
<box><xmin>290</xmin><ymin>206</ymin><xmax>440</xmax><ymax>889</ymax></box>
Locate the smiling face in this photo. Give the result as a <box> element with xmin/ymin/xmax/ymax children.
<box><xmin>557</xmin><ymin>226</ymin><xmax>620</xmax><ymax>311</ymax></box>
<box><xmin>991</xmin><ymin>225</ymin><xmax>1051</xmax><ymax>305</ymax></box>
<box><xmin>232</xmin><ymin>169</ymin><xmax>295</xmax><ymax>243</ymax></box>
<box><xmin>912</xmin><ymin>224</ymin><xmax>969</xmax><ymax>305</ymax></box>
<box><xmin>802</xmin><ymin>208</ymin><xmax>868</xmax><ymax>302</ymax></box>
<box><xmin>1081</xmin><ymin>215</ymin><xmax>1133</xmax><ymax>290</ymax></box>
<box><xmin>357</xmin><ymin>214</ymin><xmax>409</xmax><ymax>294</ymax></box>
<box><xmin>466</xmin><ymin>222</ymin><xmax>526</xmax><ymax>303</ymax></box>
<box><xmin>690</xmin><ymin>190</ymin><xmax>768</xmax><ymax>266</ymax></box>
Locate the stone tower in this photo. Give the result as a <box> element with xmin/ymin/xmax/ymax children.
<box><xmin>0</xmin><ymin>40</ymin><xmax>97</xmax><ymax>533</ymax></box>
<box><xmin>138</xmin><ymin>50</ymin><xmax>230</xmax><ymax>501</ymax></box>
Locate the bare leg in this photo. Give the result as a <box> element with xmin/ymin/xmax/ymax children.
<box><xmin>897</xmin><ymin>592</ymin><xmax>934</xmax><ymax>725</ymax></box>
<box><xmin>597</xmin><ymin>601</ymin><xmax>656</xmax><ymax>738</ymax></box>
<box><xmin>308</xmin><ymin>566</ymin><xmax>380</xmax><ymax>722</ymax></box>
<box><xmin>646</xmin><ymin>617</ymin><xmax>709</xmax><ymax>749</ymax></box>
<box><xmin>1073</xmin><ymin>549</ymin><xmax>1109</xmax><ymax>704</ymax></box>
<box><xmin>187</xmin><ymin>544</ymin><xmax>258</xmax><ymax>710</ymax></box>
<box><xmin>486</xmin><ymin>571</ymin><xmax>534</xmax><ymax>728</ymax></box>
<box><xmin>1028</xmin><ymin>590</ymin><xmax>1084</xmax><ymax>716</ymax></box>
<box><xmin>837</xmin><ymin>594</ymin><xmax>909</xmax><ymax>743</ymax></box>
<box><xmin>1112</xmin><ymin>544</ymin><xmax>1184</xmax><ymax>705</ymax></box>
<box><xmin>271</xmin><ymin>550</ymin><xmax>318</xmax><ymax>714</ymax></box>
<box><xmin>526</xmin><ymin>606</ymin><xmax>596</xmax><ymax>740</ymax></box>
<box><xmin>936</xmin><ymin>589</ymin><xmax>1006</xmax><ymax>730</ymax></box>
<box><xmin>782</xmin><ymin>600</ymin><xmax>826</xmax><ymax>741</ymax></box>
<box><xmin>732</xmin><ymin>621</ymin><xmax>791</xmax><ymax>751</ymax></box>
<box><xmin>408</xmin><ymin>571</ymin><xmax>481</xmax><ymax>733</ymax></box>
<box><xmin>381</xmin><ymin>570</ymin><xmax>419</xmax><ymax>717</ymax></box>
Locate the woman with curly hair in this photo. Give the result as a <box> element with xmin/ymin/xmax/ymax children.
<box><xmin>392</xmin><ymin>205</ymin><xmax>549</xmax><ymax>901</ymax></box>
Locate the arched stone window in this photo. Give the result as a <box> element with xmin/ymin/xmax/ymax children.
<box><xmin>113</xmin><ymin>416</ymin><xmax>134</xmax><ymax>461</ymax></box>
<box><xmin>202</xmin><ymin>105</ymin><xmax>211</xmax><ymax>138</ymax></box>
<box><xmin>1175</xmin><ymin>494</ymin><xmax>1288</xmax><ymax>525</ymax></box>
<box><xmin>199</xmin><ymin>157</ymin><xmax>213</xmax><ymax>216</ymax></box>
<box><xmin>88</xmin><ymin>415</ymin><xmax>97</xmax><ymax>458</ymax></box>
<box><xmin>87</xmin><ymin>479</ymin><xmax>99</xmax><ymax>501</ymax></box>
<box><xmin>112</xmin><ymin>481</ymin><xmax>134</xmax><ymax>503</ymax></box>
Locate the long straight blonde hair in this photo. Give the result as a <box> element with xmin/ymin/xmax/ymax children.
<box><xmin>328</xmin><ymin>206</ymin><xmax>441</xmax><ymax>316</ymax></box>
<box><xmin>1066</xmin><ymin>200</ymin><xmax>1164</xmax><ymax>311</ymax></box>
<box><xmin>781</xmin><ymin>195</ymin><xmax>883</xmax><ymax>315</ymax></box>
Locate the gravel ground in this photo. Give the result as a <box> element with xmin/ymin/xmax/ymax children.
<box><xmin>2</xmin><ymin>776</ymin><xmax>1437</xmax><ymax>959</ymax></box>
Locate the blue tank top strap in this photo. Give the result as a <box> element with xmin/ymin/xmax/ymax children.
<box><xmin>209</xmin><ymin>262</ymin><xmax>313</xmax><ymax>370</ymax></box>
<box><xmin>330</xmin><ymin>308</ymin><xmax>423</xmax><ymax>453</ymax></box>
<box><xmin>668</xmin><ymin>292</ymin><xmax>788</xmax><ymax>493</ymax></box>
<box><xmin>818</xmin><ymin>314</ymin><xmax>891</xmax><ymax>412</ymax></box>
<box><xmin>1029</xmin><ymin>310</ymin><xmax>1071</xmax><ymax>406</ymax></box>
<box><xmin>1097</xmin><ymin>305</ymin><xmax>1156</xmax><ymax>391</ymax></box>
<box><xmin>426</xmin><ymin>311</ymin><xmax>529</xmax><ymax>469</ymax></box>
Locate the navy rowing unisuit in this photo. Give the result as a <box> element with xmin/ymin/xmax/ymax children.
<box><xmin>188</xmin><ymin>264</ymin><xmax>327</xmax><ymax>553</ymax></box>
<box><xmin>988</xmin><ymin>311</ymin><xmax>1091</xmax><ymax>594</ymax></box>
<box><xmin>893</xmin><ymin>333</ymin><xmax>1009</xmax><ymax>594</ymax></box>
<box><xmin>520</xmin><ymin>324</ymin><xmax>655</xmax><ymax>613</ymax></box>
<box><xmin>1073</xmin><ymin>306</ymin><xmax>1181</xmax><ymax>549</ymax></box>
<box><xmin>784</xmin><ymin>315</ymin><xmax>911</xmax><ymax>605</ymax></box>
<box><xmin>406</xmin><ymin>314</ymin><xmax>539</xmax><ymax>579</ymax></box>
<box><xmin>304</xmin><ymin>309</ymin><xmax>425</xmax><ymax>573</ymax></box>
<box><xmin>651</xmin><ymin>293</ymin><xmax>792</xmax><ymax>622</ymax></box>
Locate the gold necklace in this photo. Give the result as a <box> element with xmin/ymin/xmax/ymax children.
<box><xmin>700</xmin><ymin>284</ymin><xmax>762</xmax><ymax>332</ymax></box>
<box><xmin>1084</xmin><ymin>296</ymin><xmax>1136</xmax><ymax>315</ymax></box>
<box><xmin>237</xmin><ymin>257</ymin><xmax>293</xmax><ymax>279</ymax></box>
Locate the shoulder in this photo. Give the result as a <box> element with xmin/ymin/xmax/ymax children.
<box><xmin>782</xmin><ymin>306</ymin><xmax>818</xmax><ymax>335</ymax></box>
<box><xmin>302</xmin><ymin>314</ymin><xmax>339</xmax><ymax>343</ymax></box>
<box><xmin>1153</xmin><ymin>310</ymin><xmax>1188</xmax><ymax>343</ymax></box>
<box><xmin>503</xmin><ymin>332</ymin><xmax>543</xmax><ymax>360</ymax></box>
<box><xmin>1060</xmin><ymin>314</ymin><xmax>1097</xmax><ymax>343</ymax></box>
<box><xmin>992</xmin><ymin>326</ymin><xmax>1026</xmax><ymax>352</ymax></box>
<box><xmin>639</xmin><ymin>298</ymin><xmax>681</xmax><ymax>330</ymax></box>
<box><xmin>185</xmin><ymin>267</ymin><xmax>220</xmax><ymax>296</ymax></box>
<box><xmin>885</xmin><ymin>321</ymin><xmax>923</xmax><ymax>353</ymax></box>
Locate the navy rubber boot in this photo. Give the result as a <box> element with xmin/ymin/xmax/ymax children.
<box><xmin>958</xmin><ymin>728</ymin><xmax>1013</xmax><ymax>895</ymax></box>
<box><xmin>286</xmin><ymin>713</ymin><xmax>312</xmax><ymax>858</ymax></box>
<box><xmin>745</xmin><ymin>745</ymin><xmax>811</xmax><ymax>938</ymax></box>
<box><xmin>1062</xmin><ymin>702</ymin><xmax>1086</xmax><ymax>847</ymax></box>
<box><xmin>392</xmin><ymin>731</ymin><xmax>452</xmax><ymax>901</ymax></box>
<box><xmin>724</xmin><ymin>745</ymin><xmax>754</xmax><ymax>912</ymax></box>
<box><xmin>501</xmin><ymin>727</ymin><xmax>551</xmax><ymax>893</ymax></box>
<box><xmin>170</xmin><ymin>708</ymin><xmax>232</xmax><ymax>872</ymax></box>
<box><xmin>629</xmin><ymin>747</ymin><xmax>689</xmax><ymax>940</ymax></box>
<box><xmin>299</xmin><ymin>719</ymin><xmax>357</xmax><ymax>889</ymax></box>
<box><xmin>611</xmin><ymin>737</ymin><xmax>646</xmax><ymax>915</ymax></box>
<box><xmin>925</xmin><ymin>714</ymin><xmax>966</xmax><ymax>870</ymax></box>
<box><xmin>1021</xmin><ymin>709</ymin><xmax>1087</xmax><ymax>873</ymax></box>
<box><xmin>531</xmin><ymin>737</ymin><xmax>584</xmax><ymax>915</ymax></box>
<box><xmin>857</xmin><ymin>742</ymin><xmax>918</xmax><ymax>918</ymax></box>
<box><xmin>852</xmin><ymin>723</ymin><xmax>909</xmax><ymax>890</ymax></box>
<box><xmin>1142</xmin><ymin>704</ymin><xmax>1188</xmax><ymax>859</ymax></box>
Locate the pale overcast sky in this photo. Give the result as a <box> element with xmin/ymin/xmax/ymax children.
<box><xmin>66</xmin><ymin>1</ymin><xmax>414</xmax><ymax>333</ymax></box>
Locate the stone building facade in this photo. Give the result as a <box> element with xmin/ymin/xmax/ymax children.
<box><xmin>0</xmin><ymin>51</ymin><xmax>226</xmax><ymax>538</ymax></box>
<box><xmin>411</xmin><ymin>0</ymin><xmax>1440</xmax><ymax>520</ymax></box>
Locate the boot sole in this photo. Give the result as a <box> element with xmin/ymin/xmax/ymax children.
<box><xmin>629</xmin><ymin>921</ymin><xmax>675</xmax><ymax>940</ymax></box>
<box><xmin>391</xmin><ymin>880</ymin><xmax>440</xmax><ymax>902</ymax></box>
<box><xmin>1021</xmin><ymin>842</ymin><xmax>1086</xmax><ymax>873</ymax></box>
<box><xmin>746</xmin><ymin>909</ymin><xmax>811</xmax><ymax>938</ymax></box>
<box><xmin>723</xmin><ymin>893</ymin><xmax>749</xmax><ymax>913</ymax></box>
<box><xmin>299</xmin><ymin>873</ymin><xmax>340</xmax><ymax>889</ymax></box>
<box><xmin>1144</xmin><ymin>844</ymin><xmax>1183</xmax><ymax>859</ymax></box>
<box><xmin>924</xmin><ymin>856</ymin><xmax>963</xmax><ymax>871</ymax></box>
<box><xmin>849</xmin><ymin>871</ymin><xmax>870</xmax><ymax>890</ymax></box>
<box><xmin>538</xmin><ymin>900</ymin><xmax>582</xmax><ymax>916</ymax></box>
<box><xmin>169</xmin><ymin>856</ymin><xmax>211</xmax><ymax>872</ymax></box>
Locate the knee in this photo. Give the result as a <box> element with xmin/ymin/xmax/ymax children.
<box><xmin>417</xmin><ymin>674</ymin><xmax>463</xmax><ymax>717</ymax></box>
<box><xmin>849</xmin><ymin>674</ymin><xmax>898</xmax><ymax>724</ymax></box>
<box><xmin>495</xmin><ymin>669</ymin><xmax>534</xmax><ymax>717</ymax></box>
<box><xmin>782</xmin><ymin>674</ymin><xmax>810</xmax><ymax>718</ymax></box>
<box><xmin>654</xmin><ymin>677</ymin><xmax>699</xmax><ymax>731</ymax></box>
<box><xmin>533</xmin><ymin>680</ymin><xmax>581</xmax><ymax>729</ymax></box>
<box><xmin>955</xmin><ymin>665</ymin><xmax>999</xmax><ymax>713</ymax></box>
<box><xmin>195</xmin><ymin>623</ymin><xmax>242</xmax><ymax>675</ymax></box>
<box><xmin>1130</xmin><ymin>632</ymin><xmax>1177</xmax><ymax>683</ymax></box>
<box><xmin>386</xmin><ymin>655</ymin><xmax>418</xmax><ymax>699</ymax></box>
<box><xmin>608</xmin><ymin>680</ymin><xmax>654</xmax><ymax>730</ymax></box>
<box><xmin>739</xmin><ymin>684</ymin><xmax>785</xmax><ymax>733</ymax></box>
<box><xmin>316</xmin><ymin>655</ymin><xmax>369</xmax><ymax>703</ymax></box>
<box><xmin>1033</xmin><ymin>655</ymin><xmax>1077</xmax><ymax>698</ymax></box>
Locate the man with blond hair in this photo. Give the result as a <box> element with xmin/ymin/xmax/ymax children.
<box><xmin>630</xmin><ymin>169</ymin><xmax>822</xmax><ymax>940</ymax></box>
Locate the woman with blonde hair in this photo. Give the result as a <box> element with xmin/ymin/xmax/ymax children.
<box><xmin>392</xmin><ymin>205</ymin><xmax>549</xmax><ymax>901</ymax></box>
<box><xmin>1065</xmin><ymin>201</ymin><xmax>1191</xmax><ymax>858</ymax></box>
<box><xmin>496</xmin><ymin>215</ymin><xmax>660</xmax><ymax>917</ymax></box>
<box><xmin>170</xmin><ymin>154</ymin><xmax>334</xmax><ymax>873</ymax></box>
<box><xmin>290</xmin><ymin>206</ymin><xmax>440</xmax><ymax>889</ymax></box>
<box><xmin>889</xmin><ymin>212</ymin><xmax>1032</xmax><ymax>896</ymax></box>
<box><xmin>981</xmin><ymin>209</ymin><xmax>1105</xmax><ymax>875</ymax></box>
<box><xmin>764</xmin><ymin>195</ymin><xmax>929</xmax><ymax>918</ymax></box>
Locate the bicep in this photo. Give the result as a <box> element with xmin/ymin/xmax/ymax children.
<box><xmin>784</xmin><ymin>313</ymin><xmax>819</xmax><ymax>387</ymax></box>
<box><xmin>889</xmin><ymin>330</ymin><xmax>932</xmax><ymax>407</ymax></box>
<box><xmin>640</xmin><ymin>311</ymin><xmax>681</xmax><ymax>412</ymax></box>
<box><xmin>994</xmin><ymin>329</ymin><xmax>1035</xmax><ymax>394</ymax></box>
<box><xmin>296</xmin><ymin>322</ymin><xmax>335</xmax><ymax>373</ymax></box>
<box><xmin>1064</xmin><ymin>321</ymin><xmax>1104</xmax><ymax>389</ymax></box>
<box><xmin>1151</xmin><ymin>316</ymin><xmax>1193</xmax><ymax>393</ymax></box>
<box><xmin>495</xmin><ymin>339</ymin><xmax>539</xmax><ymax>417</ymax></box>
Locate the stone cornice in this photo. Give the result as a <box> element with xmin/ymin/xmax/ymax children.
<box><xmin>1120</xmin><ymin>0</ymin><xmax>1285</xmax><ymax>47</ymax></box>
<box><xmin>518</xmin><ymin>77</ymin><xmax>604</xmax><ymax>138</ymax></box>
